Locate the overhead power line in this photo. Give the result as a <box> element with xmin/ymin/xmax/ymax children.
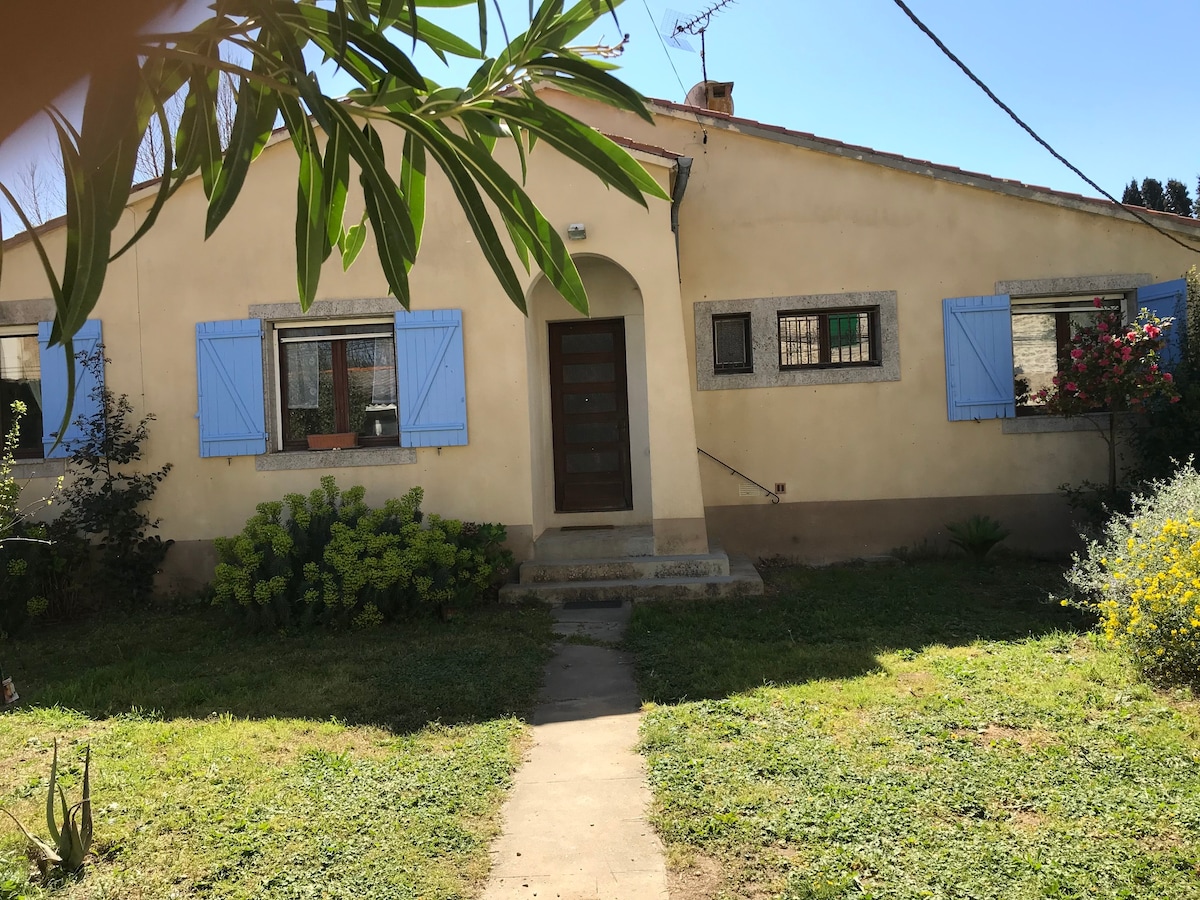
<box><xmin>890</xmin><ymin>0</ymin><xmax>1200</xmax><ymax>255</ymax></box>
<box><xmin>643</xmin><ymin>0</ymin><xmax>689</xmax><ymax>100</ymax></box>
<box><xmin>641</xmin><ymin>0</ymin><xmax>708</xmax><ymax>142</ymax></box>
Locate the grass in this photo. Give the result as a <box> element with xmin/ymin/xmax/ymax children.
<box><xmin>626</xmin><ymin>560</ymin><xmax>1200</xmax><ymax>900</ymax></box>
<box><xmin>0</xmin><ymin>604</ymin><xmax>555</xmax><ymax>899</ymax></box>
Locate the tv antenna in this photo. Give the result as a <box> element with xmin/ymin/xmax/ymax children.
<box><xmin>660</xmin><ymin>0</ymin><xmax>736</xmax><ymax>84</ymax></box>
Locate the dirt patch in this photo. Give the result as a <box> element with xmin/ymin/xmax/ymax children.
<box><xmin>1140</xmin><ymin>830</ymin><xmax>1190</xmax><ymax>853</ymax></box>
<box><xmin>669</xmin><ymin>854</ymin><xmax>724</xmax><ymax>900</ymax></box>
<box><xmin>953</xmin><ymin>724</ymin><xmax>1054</xmax><ymax>751</ymax></box>
<box><xmin>1007</xmin><ymin>810</ymin><xmax>1048</xmax><ymax>831</ymax></box>
<box><xmin>668</xmin><ymin>852</ymin><xmax>784</xmax><ymax>900</ymax></box>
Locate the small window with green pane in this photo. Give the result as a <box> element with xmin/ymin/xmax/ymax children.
<box><xmin>778</xmin><ymin>308</ymin><xmax>879</xmax><ymax>369</ymax></box>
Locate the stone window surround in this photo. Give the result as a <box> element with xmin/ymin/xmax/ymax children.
<box><xmin>694</xmin><ymin>290</ymin><xmax>900</xmax><ymax>391</ymax></box>
<box><xmin>998</xmin><ymin>274</ymin><xmax>1153</xmax><ymax>435</ymax></box>
<box><xmin>0</xmin><ymin>299</ymin><xmax>66</xmax><ymax>478</ymax></box>
<box><xmin>248</xmin><ymin>298</ymin><xmax>416</xmax><ymax>470</ymax></box>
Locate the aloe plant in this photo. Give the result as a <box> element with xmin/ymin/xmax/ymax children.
<box><xmin>945</xmin><ymin>515</ymin><xmax>1010</xmax><ymax>562</ymax></box>
<box><xmin>0</xmin><ymin>740</ymin><xmax>92</xmax><ymax>876</ymax></box>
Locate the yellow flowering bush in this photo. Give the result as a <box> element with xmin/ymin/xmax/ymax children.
<box><xmin>1065</xmin><ymin>462</ymin><xmax>1200</xmax><ymax>685</ymax></box>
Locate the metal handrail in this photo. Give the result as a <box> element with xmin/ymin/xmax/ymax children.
<box><xmin>697</xmin><ymin>448</ymin><xmax>781</xmax><ymax>504</ymax></box>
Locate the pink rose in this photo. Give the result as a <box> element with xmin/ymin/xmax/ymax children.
<box><xmin>1172</xmin><ymin>396</ymin><xmax>1182</xmax><ymax>404</ymax></box>
<box><xmin>1164</xmin><ymin>372</ymin><xmax>1174</xmax><ymax>383</ymax></box>
<box><xmin>1065</xmin><ymin>382</ymin><xmax>1078</xmax><ymax>392</ymax></box>
<box><xmin>1093</xmin><ymin>297</ymin><xmax>1103</xmax><ymax>308</ymax></box>
<box><xmin>1098</xmin><ymin>322</ymin><xmax>1109</xmax><ymax>332</ymax></box>
<box><xmin>1071</xmin><ymin>348</ymin><xmax>1084</xmax><ymax>359</ymax></box>
<box><xmin>1146</xmin><ymin>325</ymin><xmax>1161</xmax><ymax>339</ymax></box>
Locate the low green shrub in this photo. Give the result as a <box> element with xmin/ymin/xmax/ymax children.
<box><xmin>0</xmin><ymin>399</ymin><xmax>91</xmax><ymax>637</ymax></box>
<box><xmin>945</xmin><ymin>514</ymin><xmax>1009</xmax><ymax>562</ymax></box>
<box><xmin>212</xmin><ymin>477</ymin><xmax>513</xmax><ymax>629</ymax></box>
<box><xmin>0</xmin><ymin>522</ymin><xmax>91</xmax><ymax>637</ymax></box>
<box><xmin>1064</xmin><ymin>461</ymin><xmax>1200</xmax><ymax>686</ymax></box>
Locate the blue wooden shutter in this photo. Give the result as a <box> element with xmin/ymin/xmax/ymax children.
<box><xmin>394</xmin><ymin>309</ymin><xmax>467</xmax><ymax>448</ymax></box>
<box><xmin>196</xmin><ymin>320</ymin><xmax>267</xmax><ymax>457</ymax></box>
<box><xmin>943</xmin><ymin>295</ymin><xmax>1015</xmax><ymax>421</ymax></box>
<box><xmin>1137</xmin><ymin>278</ymin><xmax>1188</xmax><ymax>371</ymax></box>
<box><xmin>38</xmin><ymin>319</ymin><xmax>103</xmax><ymax>459</ymax></box>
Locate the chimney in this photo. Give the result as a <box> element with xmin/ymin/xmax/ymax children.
<box><xmin>703</xmin><ymin>81</ymin><xmax>734</xmax><ymax>115</ymax></box>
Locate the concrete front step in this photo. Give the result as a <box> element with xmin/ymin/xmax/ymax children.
<box><xmin>533</xmin><ymin>524</ymin><xmax>655</xmax><ymax>561</ymax></box>
<box><xmin>519</xmin><ymin>551</ymin><xmax>730</xmax><ymax>584</ymax></box>
<box><xmin>500</xmin><ymin>555</ymin><xmax>764</xmax><ymax>606</ymax></box>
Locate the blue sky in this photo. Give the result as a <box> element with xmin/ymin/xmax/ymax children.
<box><xmin>3</xmin><ymin>0</ymin><xmax>1198</xmax><ymax>233</ymax></box>
<box><xmin>454</xmin><ymin>0</ymin><xmax>1200</xmax><ymax>197</ymax></box>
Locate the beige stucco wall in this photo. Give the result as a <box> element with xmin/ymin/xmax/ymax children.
<box><xmin>548</xmin><ymin>93</ymin><xmax>1200</xmax><ymax>534</ymax></box>
<box><xmin>7</xmin><ymin>88</ymin><xmax>1200</xmax><ymax>570</ymax></box>
<box><xmin>0</xmin><ymin>121</ymin><xmax>696</xmax><ymax>567</ymax></box>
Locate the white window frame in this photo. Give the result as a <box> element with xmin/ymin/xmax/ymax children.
<box><xmin>246</xmin><ymin>299</ymin><xmax>417</xmax><ymax>471</ymax></box>
<box><xmin>271</xmin><ymin>317</ymin><xmax>396</xmax><ymax>452</ymax></box>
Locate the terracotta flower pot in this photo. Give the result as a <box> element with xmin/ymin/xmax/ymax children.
<box><xmin>307</xmin><ymin>432</ymin><xmax>359</xmax><ymax>451</ymax></box>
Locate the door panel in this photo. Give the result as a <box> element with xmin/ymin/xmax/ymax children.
<box><xmin>549</xmin><ymin>319</ymin><xmax>633</xmax><ymax>513</ymax></box>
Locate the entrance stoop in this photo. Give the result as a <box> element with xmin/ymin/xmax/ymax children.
<box><xmin>499</xmin><ymin>526</ymin><xmax>764</xmax><ymax>605</ymax></box>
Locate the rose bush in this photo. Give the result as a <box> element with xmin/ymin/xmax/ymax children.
<box><xmin>1034</xmin><ymin>299</ymin><xmax>1179</xmax><ymax>494</ymax></box>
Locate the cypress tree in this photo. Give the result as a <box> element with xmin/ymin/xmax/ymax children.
<box><xmin>1122</xmin><ymin>179</ymin><xmax>1145</xmax><ymax>206</ymax></box>
<box><xmin>1165</xmin><ymin>179</ymin><xmax>1195</xmax><ymax>217</ymax></box>
<box><xmin>1141</xmin><ymin>178</ymin><xmax>1167</xmax><ymax>211</ymax></box>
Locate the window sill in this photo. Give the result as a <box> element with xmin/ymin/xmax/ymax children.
<box><xmin>1001</xmin><ymin>413</ymin><xmax>1112</xmax><ymax>435</ymax></box>
<box><xmin>8</xmin><ymin>457</ymin><xmax>65</xmax><ymax>479</ymax></box>
<box><xmin>254</xmin><ymin>445</ymin><xmax>417</xmax><ymax>471</ymax></box>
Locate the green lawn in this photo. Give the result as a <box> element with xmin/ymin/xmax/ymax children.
<box><xmin>0</xmin><ymin>605</ymin><xmax>554</xmax><ymax>899</ymax></box>
<box><xmin>626</xmin><ymin>560</ymin><xmax>1200</xmax><ymax>900</ymax></box>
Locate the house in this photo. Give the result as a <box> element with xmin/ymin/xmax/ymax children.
<box><xmin>2</xmin><ymin>84</ymin><xmax>1197</xmax><ymax>594</ymax></box>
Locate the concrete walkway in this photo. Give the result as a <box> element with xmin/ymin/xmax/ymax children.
<box><xmin>482</xmin><ymin>603</ymin><xmax>668</xmax><ymax>900</ymax></box>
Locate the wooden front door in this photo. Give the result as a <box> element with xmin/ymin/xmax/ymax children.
<box><xmin>549</xmin><ymin>319</ymin><xmax>634</xmax><ymax>513</ymax></box>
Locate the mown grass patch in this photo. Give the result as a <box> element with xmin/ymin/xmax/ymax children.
<box><xmin>0</xmin><ymin>605</ymin><xmax>554</xmax><ymax>898</ymax></box>
<box><xmin>628</xmin><ymin>561</ymin><xmax>1200</xmax><ymax>899</ymax></box>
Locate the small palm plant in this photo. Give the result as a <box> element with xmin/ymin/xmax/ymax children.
<box><xmin>945</xmin><ymin>515</ymin><xmax>1010</xmax><ymax>562</ymax></box>
<box><xmin>0</xmin><ymin>740</ymin><xmax>92</xmax><ymax>877</ymax></box>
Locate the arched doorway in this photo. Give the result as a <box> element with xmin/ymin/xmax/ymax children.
<box><xmin>527</xmin><ymin>255</ymin><xmax>653</xmax><ymax>530</ymax></box>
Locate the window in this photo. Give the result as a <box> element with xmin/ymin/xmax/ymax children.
<box><xmin>712</xmin><ymin>314</ymin><xmax>752</xmax><ymax>374</ymax></box>
<box><xmin>0</xmin><ymin>331</ymin><xmax>43</xmax><ymax>459</ymax></box>
<box><xmin>1011</xmin><ymin>294</ymin><xmax>1121</xmax><ymax>414</ymax></box>
<box><xmin>694</xmin><ymin>291</ymin><xmax>899</xmax><ymax>391</ymax></box>
<box><xmin>943</xmin><ymin>278</ymin><xmax>1185</xmax><ymax>427</ymax></box>
<box><xmin>198</xmin><ymin>308</ymin><xmax>467</xmax><ymax>461</ymax></box>
<box><xmin>778</xmin><ymin>308</ymin><xmax>879</xmax><ymax>369</ymax></box>
<box><xmin>277</xmin><ymin>321</ymin><xmax>398</xmax><ymax>449</ymax></box>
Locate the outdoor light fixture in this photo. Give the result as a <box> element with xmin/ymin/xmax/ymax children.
<box><xmin>567</xmin><ymin>223</ymin><xmax>587</xmax><ymax>240</ymax></box>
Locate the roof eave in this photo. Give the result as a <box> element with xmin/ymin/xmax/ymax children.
<box><xmin>644</xmin><ymin>98</ymin><xmax>1200</xmax><ymax>239</ymax></box>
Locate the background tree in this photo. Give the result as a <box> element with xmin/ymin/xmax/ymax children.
<box><xmin>1122</xmin><ymin>179</ymin><xmax>1145</xmax><ymax>207</ymax></box>
<box><xmin>136</xmin><ymin>51</ymin><xmax>243</xmax><ymax>182</ymax></box>
<box><xmin>0</xmin><ymin>0</ymin><xmax>665</xmax><ymax>425</ymax></box>
<box><xmin>1166</xmin><ymin>178</ymin><xmax>1195</xmax><ymax>217</ymax></box>
<box><xmin>1141</xmin><ymin>177</ymin><xmax>1167</xmax><ymax>211</ymax></box>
